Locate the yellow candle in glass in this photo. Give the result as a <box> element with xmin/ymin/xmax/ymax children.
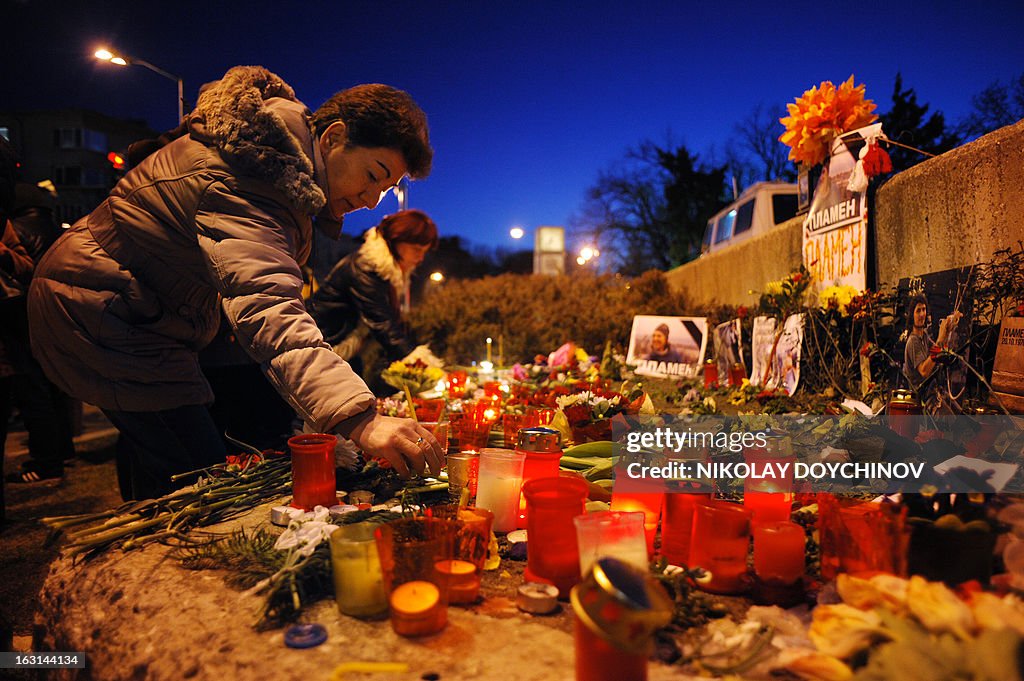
<box><xmin>486</xmin><ymin>337</ymin><xmax>493</xmax><ymax>363</ymax></box>
<box><xmin>330</xmin><ymin>523</ymin><xmax>388</xmax><ymax>618</ymax></box>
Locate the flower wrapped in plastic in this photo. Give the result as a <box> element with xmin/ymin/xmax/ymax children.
<box><xmin>381</xmin><ymin>359</ymin><xmax>445</xmax><ymax>395</ymax></box>
<box><xmin>779</xmin><ymin>76</ymin><xmax>878</xmax><ymax>167</ymax></box>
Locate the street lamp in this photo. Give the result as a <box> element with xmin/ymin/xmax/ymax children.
<box><xmin>509</xmin><ymin>226</ymin><xmax>525</xmax><ymax>240</ymax></box>
<box><xmin>95</xmin><ymin>47</ymin><xmax>184</xmax><ymax>123</ymax></box>
<box><xmin>429</xmin><ymin>271</ymin><xmax>444</xmax><ymax>283</ymax></box>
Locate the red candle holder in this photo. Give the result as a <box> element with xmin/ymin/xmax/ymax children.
<box><xmin>426</xmin><ymin>505</ymin><xmax>494</xmax><ymax>604</ymax></box>
<box><xmin>753</xmin><ymin>520</ymin><xmax>806</xmax><ymax>584</ymax></box>
<box><xmin>689</xmin><ymin>499</ymin><xmax>752</xmax><ymax>594</ymax></box>
<box><xmin>523</xmin><ymin>474</ymin><xmax>590</xmax><ymax>598</ymax></box>
<box><xmin>288</xmin><ymin>433</ymin><xmax>338</xmax><ymax>510</ymax></box>
<box><xmin>661</xmin><ymin>491</ymin><xmax>712</xmax><ymax>566</ymax></box>
<box><xmin>818</xmin><ymin>494</ymin><xmax>908</xmax><ymax>580</ymax></box>
<box><xmin>445</xmin><ymin>370</ymin><xmax>468</xmax><ymax>398</ymax></box>
<box><xmin>728</xmin><ymin>362</ymin><xmax>747</xmax><ymax>387</ymax></box>
<box><xmin>703</xmin><ymin>359</ymin><xmax>719</xmax><ymax>389</ymax></box>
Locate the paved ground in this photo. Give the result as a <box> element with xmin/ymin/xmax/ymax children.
<box><xmin>1</xmin><ymin>405</ymin><xmax>121</xmax><ymax>654</ymax></box>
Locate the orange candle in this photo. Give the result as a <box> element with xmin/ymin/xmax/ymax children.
<box><xmin>434</xmin><ymin>559</ymin><xmax>480</xmax><ymax>604</ymax></box>
<box><xmin>689</xmin><ymin>500</ymin><xmax>752</xmax><ymax>594</ymax></box>
<box><xmin>389</xmin><ymin>581</ymin><xmax>446</xmax><ymax>637</ymax></box>
<box><xmin>753</xmin><ymin>521</ymin><xmax>806</xmax><ymax>584</ymax></box>
<box><xmin>610</xmin><ymin>491</ymin><xmax>663</xmax><ymax>556</ymax></box>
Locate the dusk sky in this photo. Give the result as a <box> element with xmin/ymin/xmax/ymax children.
<box><xmin>5</xmin><ymin>0</ymin><xmax>1023</xmax><ymax>252</ymax></box>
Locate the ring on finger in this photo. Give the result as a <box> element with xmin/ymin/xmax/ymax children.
<box><xmin>415</xmin><ymin>436</ymin><xmax>425</xmax><ymax>445</ymax></box>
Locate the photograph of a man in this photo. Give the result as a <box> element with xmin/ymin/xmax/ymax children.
<box><xmin>644</xmin><ymin>323</ymin><xmax>683</xmax><ymax>363</ymax></box>
<box><xmin>627</xmin><ymin>315</ymin><xmax>707</xmax><ymax>379</ymax></box>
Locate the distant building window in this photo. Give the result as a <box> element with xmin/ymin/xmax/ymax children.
<box><xmin>54</xmin><ymin>166</ymin><xmax>82</xmax><ymax>186</ymax></box>
<box><xmin>81</xmin><ymin>167</ymin><xmax>107</xmax><ymax>187</ymax></box>
<box><xmin>83</xmin><ymin>129</ymin><xmax>108</xmax><ymax>153</ymax></box>
<box><xmin>0</xmin><ymin>127</ymin><xmax>9</xmax><ymax>141</ymax></box>
<box><xmin>55</xmin><ymin>127</ymin><xmax>83</xmax><ymax>149</ymax></box>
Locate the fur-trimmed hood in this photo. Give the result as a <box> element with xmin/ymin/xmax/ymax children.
<box><xmin>357</xmin><ymin>227</ymin><xmax>410</xmax><ymax>293</ymax></box>
<box><xmin>190</xmin><ymin>66</ymin><xmax>326</xmax><ymax>214</ymax></box>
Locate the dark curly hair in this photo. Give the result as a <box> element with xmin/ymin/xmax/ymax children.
<box><xmin>312</xmin><ymin>84</ymin><xmax>432</xmax><ymax>179</ymax></box>
<box><xmin>906</xmin><ymin>293</ymin><xmax>929</xmax><ymax>333</ymax></box>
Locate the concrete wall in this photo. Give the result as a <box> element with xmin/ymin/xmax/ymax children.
<box><xmin>665</xmin><ymin>119</ymin><xmax>1024</xmax><ymax>306</ymax></box>
<box><xmin>664</xmin><ymin>217</ymin><xmax>802</xmax><ymax>307</ymax></box>
<box><xmin>875</xmin><ymin>119</ymin><xmax>1024</xmax><ymax>286</ymax></box>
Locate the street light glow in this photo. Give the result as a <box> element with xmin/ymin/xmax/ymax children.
<box><xmin>111</xmin><ymin>57</ymin><xmax>128</xmax><ymax>66</ymax></box>
<box><xmin>509</xmin><ymin>226</ymin><xmax>524</xmax><ymax>239</ymax></box>
<box><xmin>576</xmin><ymin>256</ymin><xmax>586</xmax><ymax>265</ymax></box>
<box><xmin>580</xmin><ymin>246</ymin><xmax>594</xmax><ymax>260</ymax></box>
<box><xmin>429</xmin><ymin>271</ymin><xmax>444</xmax><ymax>282</ymax></box>
<box><xmin>95</xmin><ymin>49</ymin><xmax>113</xmax><ymax>61</ymax></box>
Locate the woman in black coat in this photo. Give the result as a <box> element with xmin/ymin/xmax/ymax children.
<box><xmin>311</xmin><ymin>209</ymin><xmax>437</xmax><ymax>384</ymax></box>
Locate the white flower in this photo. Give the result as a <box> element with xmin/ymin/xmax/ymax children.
<box><xmin>274</xmin><ymin>505</ymin><xmax>339</xmax><ymax>557</ymax></box>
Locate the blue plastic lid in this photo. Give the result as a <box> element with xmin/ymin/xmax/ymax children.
<box><xmin>284</xmin><ymin>623</ymin><xmax>327</xmax><ymax>649</ymax></box>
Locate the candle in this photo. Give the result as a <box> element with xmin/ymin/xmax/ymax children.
<box><xmin>574</xmin><ymin>511</ymin><xmax>648</xmax><ymax>576</ymax></box>
<box><xmin>703</xmin><ymin>359</ymin><xmax>719</xmax><ymax>389</ymax></box>
<box><xmin>288</xmin><ymin>433</ymin><xmax>339</xmax><ymax>510</ymax></box>
<box><xmin>486</xmin><ymin>337</ymin><xmax>493</xmax><ymax>364</ymax></box>
<box><xmin>753</xmin><ymin>521</ymin><xmax>806</xmax><ymax>584</ymax></box>
<box><xmin>517</xmin><ymin>582</ymin><xmax>559</xmax><ymax>614</ymax></box>
<box><xmin>660</xmin><ymin>493</ymin><xmax>711</xmax><ymax>566</ymax></box>
<box><xmin>434</xmin><ymin>559</ymin><xmax>480</xmax><ymax>604</ymax></box>
<box><xmin>574</xmin><ymin>614</ymin><xmax>647</xmax><ymax>681</ymax></box>
<box><xmin>445</xmin><ymin>450</ymin><xmax>479</xmax><ymax>502</ymax></box>
<box><xmin>330</xmin><ymin>523</ymin><xmax>388</xmax><ymax>618</ymax></box>
<box><xmin>689</xmin><ymin>500</ymin><xmax>752</xmax><ymax>594</ymax></box>
<box><xmin>475</xmin><ymin>475</ymin><xmax>522</xmax><ymax>532</ymax></box>
<box><xmin>389</xmin><ymin>581</ymin><xmax>446</xmax><ymax>637</ymax></box>
<box><xmin>610</xmin><ymin>490</ymin><xmax>664</xmax><ymax>557</ymax></box>
<box><xmin>524</xmin><ymin>475</ymin><xmax>589</xmax><ymax>597</ymax></box>
<box><xmin>475</xmin><ymin>448</ymin><xmax>526</xmax><ymax>533</ymax></box>
<box><xmin>498</xmin><ymin>334</ymin><xmax>504</xmax><ymax>367</ymax></box>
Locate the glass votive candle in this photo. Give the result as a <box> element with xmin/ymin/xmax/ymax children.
<box><xmin>503</xmin><ymin>411</ymin><xmax>539</xmax><ymax>448</ymax></box>
<box><xmin>610</xmin><ymin>489</ymin><xmax>664</xmax><ymax>557</ymax></box>
<box><xmin>414</xmin><ymin>398</ymin><xmax>445</xmax><ymax>422</ymax></box>
<box><xmin>703</xmin><ymin>359</ymin><xmax>719</xmax><ymax>389</ymax></box>
<box><xmin>455</xmin><ymin>413</ymin><xmax>494</xmax><ymax>451</ymax></box>
<box><xmin>446</xmin><ymin>370</ymin><xmax>468</xmax><ymax>397</ymax></box>
<box><xmin>728</xmin><ymin>362</ymin><xmax>747</xmax><ymax>387</ymax></box>
<box><xmin>753</xmin><ymin>520</ymin><xmax>806</xmax><ymax>585</ymax></box>
<box><xmin>475</xmin><ymin>448</ymin><xmax>526</xmax><ymax>533</ymax></box>
<box><xmin>427</xmin><ymin>505</ymin><xmax>495</xmax><ymax>604</ymax></box>
<box><xmin>524</xmin><ymin>474</ymin><xmax>590</xmax><ymax>597</ymax></box>
<box><xmin>330</xmin><ymin>522</ymin><xmax>388</xmax><ymax>618</ymax></box>
<box><xmin>660</xmin><ymin>491</ymin><xmax>712</xmax><ymax>566</ymax></box>
<box><xmin>420</xmin><ymin>421</ymin><xmax>450</xmax><ymax>458</ymax></box>
<box><xmin>288</xmin><ymin>433</ymin><xmax>338</xmax><ymax>510</ymax></box>
<box><xmin>374</xmin><ymin>517</ymin><xmax>452</xmax><ymax>637</ymax></box>
<box><xmin>516</xmin><ymin>427</ymin><xmax>563</xmax><ymax>529</ymax></box>
<box><xmin>445</xmin><ymin>450</ymin><xmax>479</xmax><ymax>503</ymax></box>
<box><xmin>574</xmin><ymin>511</ymin><xmax>648</xmax><ymax>576</ymax></box>
<box><xmin>689</xmin><ymin>500</ymin><xmax>753</xmax><ymax>594</ymax></box>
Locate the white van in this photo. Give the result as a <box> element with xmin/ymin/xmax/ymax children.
<box><xmin>701</xmin><ymin>181</ymin><xmax>799</xmax><ymax>255</ymax></box>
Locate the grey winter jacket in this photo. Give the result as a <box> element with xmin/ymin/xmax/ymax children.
<box><xmin>27</xmin><ymin>66</ymin><xmax>375</xmax><ymax>433</ymax></box>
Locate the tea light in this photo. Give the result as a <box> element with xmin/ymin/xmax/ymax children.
<box><xmin>517</xmin><ymin>582</ymin><xmax>559</xmax><ymax>614</ymax></box>
<box><xmin>389</xmin><ymin>581</ymin><xmax>445</xmax><ymax>637</ymax></box>
<box><xmin>435</xmin><ymin>559</ymin><xmax>480</xmax><ymax>604</ymax></box>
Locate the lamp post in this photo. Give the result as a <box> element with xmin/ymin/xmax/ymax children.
<box><xmin>95</xmin><ymin>47</ymin><xmax>184</xmax><ymax>123</ymax></box>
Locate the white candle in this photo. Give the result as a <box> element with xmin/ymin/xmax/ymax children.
<box><xmin>475</xmin><ymin>475</ymin><xmax>522</xmax><ymax>532</ymax></box>
<box><xmin>486</xmin><ymin>337</ymin><xmax>493</xmax><ymax>364</ymax></box>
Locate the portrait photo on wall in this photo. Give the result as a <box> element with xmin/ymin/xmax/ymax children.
<box><xmin>751</xmin><ymin>316</ymin><xmax>778</xmax><ymax>387</ymax></box>
<box><xmin>766</xmin><ymin>313</ymin><xmax>804</xmax><ymax>396</ymax></box>
<box><xmin>627</xmin><ymin>315</ymin><xmax>707</xmax><ymax>378</ymax></box>
<box><xmin>714</xmin><ymin>319</ymin><xmax>745</xmax><ymax>380</ymax></box>
<box><xmin>897</xmin><ymin>267</ymin><xmax>973</xmax><ymax>407</ymax></box>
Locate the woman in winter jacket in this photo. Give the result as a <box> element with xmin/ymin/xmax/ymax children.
<box><xmin>311</xmin><ymin>209</ymin><xmax>436</xmax><ymax>381</ymax></box>
<box><xmin>27</xmin><ymin>66</ymin><xmax>444</xmax><ymax>499</ymax></box>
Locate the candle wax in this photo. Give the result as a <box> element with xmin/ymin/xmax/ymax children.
<box><xmin>389</xmin><ymin>580</ymin><xmax>446</xmax><ymax>637</ymax></box>
<box><xmin>476</xmin><ymin>475</ymin><xmax>522</xmax><ymax>532</ymax></box>
<box><xmin>435</xmin><ymin>559</ymin><xmax>480</xmax><ymax>604</ymax></box>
